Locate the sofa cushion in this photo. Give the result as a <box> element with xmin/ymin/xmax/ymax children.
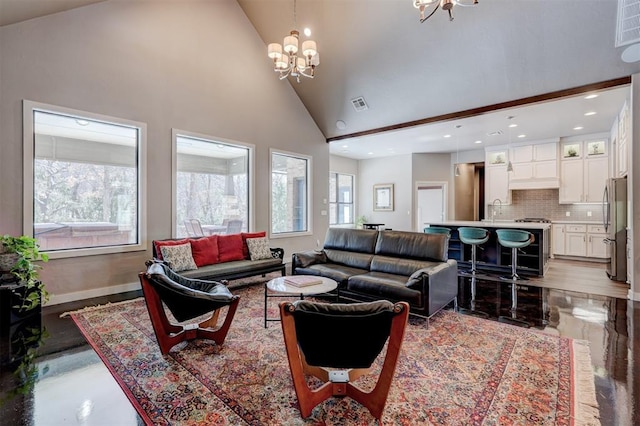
<box><xmin>241</xmin><ymin>231</ymin><xmax>266</xmax><ymax>259</ymax></box>
<box><xmin>246</xmin><ymin>237</ymin><xmax>272</xmax><ymax>260</ymax></box>
<box><xmin>160</xmin><ymin>243</ymin><xmax>198</xmax><ymax>272</ymax></box>
<box><xmin>294</xmin><ymin>264</ymin><xmax>369</xmax><ymax>287</ymax></box>
<box><xmin>375</xmin><ymin>231</ymin><xmax>448</xmax><ymax>262</ymax></box>
<box><xmin>346</xmin><ymin>272</ymin><xmax>422</xmax><ymax>306</ymax></box>
<box><xmin>218</xmin><ymin>234</ymin><xmax>245</xmax><ymax>262</ymax></box>
<box><xmin>154</xmin><ymin>238</ymin><xmax>189</xmax><ymax>261</ymax></box>
<box><xmin>370</xmin><ymin>255</ymin><xmax>440</xmax><ymax>276</ymax></box>
<box><xmin>180</xmin><ymin>257</ymin><xmax>282</xmax><ymax>280</ymax></box>
<box><xmin>189</xmin><ymin>235</ymin><xmax>219</xmax><ymax>267</ymax></box>
<box><xmin>324</xmin><ymin>249</ymin><xmax>374</xmax><ymax>270</ymax></box>
<box><xmin>323</xmin><ymin>228</ymin><xmax>378</xmax><ymax>253</ymax></box>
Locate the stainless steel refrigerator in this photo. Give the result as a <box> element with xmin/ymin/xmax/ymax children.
<box><xmin>602</xmin><ymin>177</ymin><xmax>627</xmax><ymax>282</ymax></box>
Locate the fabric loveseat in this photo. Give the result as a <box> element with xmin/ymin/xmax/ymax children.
<box><xmin>152</xmin><ymin>232</ymin><xmax>285</xmax><ymax>283</ymax></box>
<box><xmin>291</xmin><ymin>228</ymin><xmax>457</xmax><ymax>317</ymax></box>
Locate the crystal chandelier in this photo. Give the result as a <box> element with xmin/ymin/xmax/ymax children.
<box><xmin>267</xmin><ymin>0</ymin><xmax>319</xmax><ymax>83</ymax></box>
<box><xmin>413</xmin><ymin>0</ymin><xmax>478</xmax><ymax>23</ymax></box>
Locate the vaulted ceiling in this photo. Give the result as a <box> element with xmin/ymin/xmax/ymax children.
<box><xmin>3</xmin><ymin>0</ymin><xmax>640</xmax><ymax>159</ymax></box>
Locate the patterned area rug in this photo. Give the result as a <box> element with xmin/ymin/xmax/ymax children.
<box><xmin>68</xmin><ymin>280</ymin><xmax>600</xmax><ymax>425</ymax></box>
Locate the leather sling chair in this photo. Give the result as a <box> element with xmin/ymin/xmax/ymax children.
<box><xmin>139</xmin><ymin>260</ymin><xmax>240</xmax><ymax>355</ymax></box>
<box><xmin>279</xmin><ymin>299</ymin><xmax>409</xmax><ymax>421</ymax></box>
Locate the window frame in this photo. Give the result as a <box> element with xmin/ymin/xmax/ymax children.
<box><xmin>269</xmin><ymin>149</ymin><xmax>313</xmax><ymax>238</ymax></box>
<box><xmin>171</xmin><ymin>129</ymin><xmax>255</xmax><ymax>237</ymax></box>
<box><xmin>22</xmin><ymin>100</ymin><xmax>147</xmax><ymax>259</ymax></box>
<box><xmin>329</xmin><ymin>171</ymin><xmax>355</xmax><ymax>226</ymax></box>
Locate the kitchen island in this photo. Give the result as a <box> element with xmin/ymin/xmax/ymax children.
<box><xmin>425</xmin><ymin>221</ymin><xmax>551</xmax><ymax>277</ymax></box>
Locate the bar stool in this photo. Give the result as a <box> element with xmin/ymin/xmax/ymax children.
<box><xmin>496</xmin><ymin>229</ymin><xmax>535</xmax><ymax>281</ymax></box>
<box><xmin>423</xmin><ymin>226</ymin><xmax>451</xmax><ymax>235</ymax></box>
<box><xmin>457</xmin><ymin>227</ymin><xmax>490</xmax><ymax>276</ymax></box>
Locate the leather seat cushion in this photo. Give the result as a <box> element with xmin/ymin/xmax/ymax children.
<box><xmin>347</xmin><ymin>272</ymin><xmax>422</xmax><ymax>306</ymax></box>
<box><xmin>370</xmin><ymin>255</ymin><xmax>439</xmax><ymax>276</ymax></box>
<box><xmin>295</xmin><ymin>264</ymin><xmax>369</xmax><ymax>286</ymax></box>
<box><xmin>323</xmin><ymin>228</ymin><xmax>378</xmax><ymax>253</ymax></box>
<box><xmin>324</xmin><ymin>249</ymin><xmax>374</xmax><ymax>270</ymax></box>
<box><xmin>375</xmin><ymin>231</ymin><xmax>448</xmax><ymax>262</ymax></box>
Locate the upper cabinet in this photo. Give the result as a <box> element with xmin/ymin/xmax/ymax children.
<box><xmin>485</xmin><ymin>146</ymin><xmax>511</xmax><ymax>207</ymax></box>
<box><xmin>508</xmin><ymin>140</ymin><xmax>559</xmax><ymax>189</ymax></box>
<box><xmin>559</xmin><ymin>139</ymin><xmax>608</xmax><ymax>204</ymax></box>
<box><xmin>614</xmin><ymin>100</ymin><xmax>629</xmax><ymax>177</ymax></box>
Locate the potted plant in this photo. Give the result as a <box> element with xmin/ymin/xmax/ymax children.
<box><xmin>0</xmin><ymin>235</ymin><xmax>49</xmax><ymax>312</ymax></box>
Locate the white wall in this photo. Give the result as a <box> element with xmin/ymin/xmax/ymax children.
<box><xmin>357</xmin><ymin>154</ymin><xmax>413</xmax><ymax>231</ymax></box>
<box><xmin>0</xmin><ymin>0</ymin><xmax>329</xmax><ymax>303</ymax></box>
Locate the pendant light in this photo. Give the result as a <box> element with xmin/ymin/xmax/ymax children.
<box><xmin>506</xmin><ymin>116</ymin><xmax>515</xmax><ymax>172</ymax></box>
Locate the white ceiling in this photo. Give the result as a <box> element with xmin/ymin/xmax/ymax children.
<box><xmin>3</xmin><ymin>0</ymin><xmax>639</xmax><ymax>160</ymax></box>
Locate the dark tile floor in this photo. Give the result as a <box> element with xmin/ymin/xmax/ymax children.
<box><xmin>1</xmin><ymin>274</ymin><xmax>638</xmax><ymax>425</ymax></box>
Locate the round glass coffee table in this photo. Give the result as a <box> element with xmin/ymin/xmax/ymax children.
<box><xmin>264</xmin><ymin>275</ymin><xmax>338</xmax><ymax>327</ymax></box>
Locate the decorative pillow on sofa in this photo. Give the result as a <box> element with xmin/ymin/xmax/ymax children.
<box><xmin>246</xmin><ymin>237</ymin><xmax>272</xmax><ymax>261</ymax></box>
<box><xmin>160</xmin><ymin>243</ymin><xmax>198</xmax><ymax>272</ymax></box>
<box><xmin>217</xmin><ymin>234</ymin><xmax>245</xmax><ymax>263</ymax></box>
<box><xmin>190</xmin><ymin>235</ymin><xmax>219</xmax><ymax>267</ymax></box>
<box><xmin>154</xmin><ymin>238</ymin><xmax>189</xmax><ymax>261</ymax></box>
<box><xmin>241</xmin><ymin>231</ymin><xmax>266</xmax><ymax>259</ymax></box>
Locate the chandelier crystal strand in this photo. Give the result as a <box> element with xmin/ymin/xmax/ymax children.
<box><xmin>267</xmin><ymin>0</ymin><xmax>319</xmax><ymax>82</ymax></box>
<box><xmin>413</xmin><ymin>0</ymin><xmax>478</xmax><ymax>23</ymax></box>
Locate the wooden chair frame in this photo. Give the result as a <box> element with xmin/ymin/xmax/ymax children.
<box><xmin>279</xmin><ymin>301</ymin><xmax>409</xmax><ymax>421</ymax></box>
<box><xmin>139</xmin><ymin>272</ymin><xmax>240</xmax><ymax>355</ymax></box>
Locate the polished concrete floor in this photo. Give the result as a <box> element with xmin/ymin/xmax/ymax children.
<box><xmin>0</xmin><ymin>260</ymin><xmax>638</xmax><ymax>425</ymax></box>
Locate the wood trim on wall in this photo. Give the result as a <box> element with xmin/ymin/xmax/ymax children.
<box><xmin>326</xmin><ymin>76</ymin><xmax>632</xmax><ymax>143</ymax></box>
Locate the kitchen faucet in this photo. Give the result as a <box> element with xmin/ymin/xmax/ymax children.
<box><xmin>491</xmin><ymin>198</ymin><xmax>502</xmax><ymax>222</ymax></box>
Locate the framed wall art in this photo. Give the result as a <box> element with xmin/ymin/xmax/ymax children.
<box><xmin>373</xmin><ymin>184</ymin><xmax>394</xmax><ymax>211</ymax></box>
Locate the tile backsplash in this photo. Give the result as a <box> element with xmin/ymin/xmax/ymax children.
<box><xmin>489</xmin><ymin>189</ymin><xmax>604</xmax><ymax>222</ymax></box>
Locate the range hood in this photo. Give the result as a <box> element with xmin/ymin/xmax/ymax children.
<box><xmin>508</xmin><ymin>178</ymin><xmax>560</xmax><ymax>190</ymax></box>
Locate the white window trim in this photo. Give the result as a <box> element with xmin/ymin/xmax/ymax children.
<box><xmin>269</xmin><ymin>148</ymin><xmax>313</xmax><ymax>239</ymax></box>
<box><xmin>329</xmin><ymin>171</ymin><xmax>356</xmax><ymax>226</ymax></box>
<box><xmin>22</xmin><ymin>100</ymin><xmax>147</xmax><ymax>259</ymax></box>
<box><xmin>171</xmin><ymin>129</ymin><xmax>255</xmax><ymax>237</ymax></box>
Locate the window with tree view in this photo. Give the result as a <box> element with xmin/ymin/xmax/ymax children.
<box><xmin>27</xmin><ymin>105</ymin><xmax>144</xmax><ymax>254</ymax></box>
<box><xmin>271</xmin><ymin>152</ymin><xmax>310</xmax><ymax>235</ymax></box>
<box><xmin>329</xmin><ymin>172</ymin><xmax>354</xmax><ymax>225</ymax></box>
<box><xmin>175</xmin><ymin>134</ymin><xmax>250</xmax><ymax>238</ymax></box>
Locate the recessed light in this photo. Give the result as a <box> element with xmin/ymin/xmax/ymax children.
<box><xmin>517</xmin><ymin>134</ymin><xmax>526</xmax><ymax>138</ymax></box>
<box><xmin>573</xmin><ymin>126</ymin><xmax>584</xmax><ymax>130</ymax></box>
<box><xmin>475</xmin><ymin>140</ymin><xmax>482</xmax><ymax>144</ymax></box>
<box><xmin>584</xmin><ymin>94</ymin><xmax>598</xmax><ymax>100</ymax></box>
<box><xmin>304</xmin><ymin>28</ymin><xmax>311</xmax><ymax>37</ymax></box>
<box><xmin>508</xmin><ymin>123</ymin><xmax>518</xmax><ymax>128</ymax></box>
<box><xmin>584</xmin><ymin>111</ymin><xmax>596</xmax><ymax>116</ymax></box>
<box><xmin>75</xmin><ymin>119</ymin><xmax>90</xmax><ymax>126</ymax></box>
<box><xmin>336</xmin><ymin>120</ymin><xmax>347</xmax><ymax>130</ymax></box>
<box><xmin>367</xmin><ymin>152</ymin><xmax>374</xmax><ymax>155</ymax></box>
<box><xmin>342</xmin><ymin>144</ymin><xmax>348</xmax><ymax>148</ymax></box>
<box><xmin>443</xmin><ymin>134</ymin><xmax>451</xmax><ymax>138</ymax></box>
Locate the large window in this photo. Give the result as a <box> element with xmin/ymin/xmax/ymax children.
<box><xmin>329</xmin><ymin>172</ymin><xmax>354</xmax><ymax>225</ymax></box>
<box><xmin>174</xmin><ymin>131</ymin><xmax>252</xmax><ymax>238</ymax></box>
<box><xmin>23</xmin><ymin>101</ymin><xmax>146</xmax><ymax>257</ymax></box>
<box><xmin>271</xmin><ymin>151</ymin><xmax>311</xmax><ymax>235</ymax></box>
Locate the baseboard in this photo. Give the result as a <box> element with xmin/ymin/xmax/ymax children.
<box><xmin>629</xmin><ymin>289</ymin><xmax>640</xmax><ymax>302</ymax></box>
<box><xmin>46</xmin><ymin>281</ymin><xmax>141</xmax><ymax>306</ymax></box>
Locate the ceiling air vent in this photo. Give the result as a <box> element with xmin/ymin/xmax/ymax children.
<box><xmin>351</xmin><ymin>96</ymin><xmax>369</xmax><ymax>112</ymax></box>
<box><xmin>616</xmin><ymin>0</ymin><xmax>640</xmax><ymax>47</ymax></box>
<box><xmin>487</xmin><ymin>130</ymin><xmax>503</xmax><ymax>136</ymax></box>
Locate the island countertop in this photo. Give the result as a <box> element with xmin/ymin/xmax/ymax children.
<box><xmin>425</xmin><ymin>220</ymin><xmax>551</xmax><ymax>230</ymax></box>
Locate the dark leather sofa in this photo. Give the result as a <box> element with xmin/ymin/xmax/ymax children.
<box><xmin>291</xmin><ymin>228</ymin><xmax>458</xmax><ymax>317</ymax></box>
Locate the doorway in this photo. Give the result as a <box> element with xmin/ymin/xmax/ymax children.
<box><xmin>415</xmin><ymin>182</ymin><xmax>447</xmax><ymax>231</ymax></box>
<box><xmin>454</xmin><ymin>162</ymin><xmax>485</xmax><ymax>221</ymax></box>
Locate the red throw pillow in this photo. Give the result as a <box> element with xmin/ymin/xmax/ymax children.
<box><xmin>217</xmin><ymin>234</ymin><xmax>245</xmax><ymax>262</ymax></box>
<box><xmin>241</xmin><ymin>231</ymin><xmax>267</xmax><ymax>259</ymax></box>
<box><xmin>154</xmin><ymin>239</ymin><xmax>189</xmax><ymax>260</ymax></box>
<box><xmin>190</xmin><ymin>235</ymin><xmax>219</xmax><ymax>267</ymax></box>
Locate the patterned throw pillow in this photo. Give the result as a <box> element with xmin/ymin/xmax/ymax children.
<box><xmin>246</xmin><ymin>237</ymin><xmax>272</xmax><ymax>261</ymax></box>
<box><xmin>160</xmin><ymin>243</ymin><xmax>198</xmax><ymax>272</ymax></box>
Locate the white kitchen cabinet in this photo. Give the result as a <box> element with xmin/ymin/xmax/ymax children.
<box><xmin>508</xmin><ymin>141</ymin><xmax>559</xmax><ymax>189</ymax></box>
<box><xmin>586</xmin><ymin>224</ymin><xmax>609</xmax><ymax>258</ymax></box>
<box><xmin>552</xmin><ymin>224</ymin><xmax>565</xmax><ymax>255</ymax></box>
<box><xmin>565</xmin><ymin>224</ymin><xmax>587</xmax><ymax>257</ymax></box>
<box><xmin>559</xmin><ymin>140</ymin><xmax>608</xmax><ymax>204</ymax></box>
<box><xmin>485</xmin><ymin>148</ymin><xmax>511</xmax><ymax>209</ymax></box>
